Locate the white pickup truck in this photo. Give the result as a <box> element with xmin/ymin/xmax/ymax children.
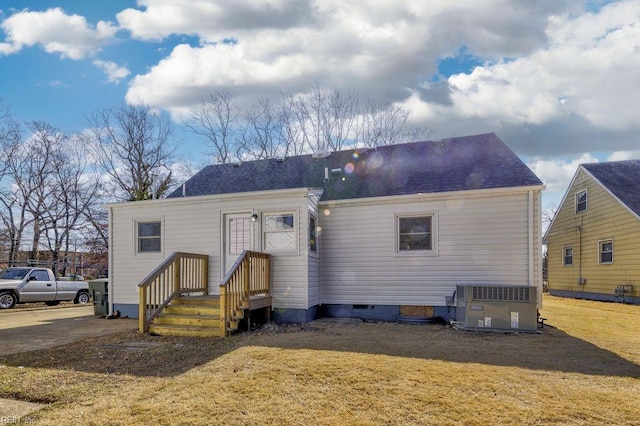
<box><xmin>0</xmin><ymin>267</ymin><xmax>90</xmax><ymax>309</ymax></box>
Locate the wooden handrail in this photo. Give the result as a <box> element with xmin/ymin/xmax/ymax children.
<box><xmin>220</xmin><ymin>250</ymin><xmax>270</xmax><ymax>336</ymax></box>
<box><xmin>138</xmin><ymin>252</ymin><xmax>209</xmax><ymax>332</ymax></box>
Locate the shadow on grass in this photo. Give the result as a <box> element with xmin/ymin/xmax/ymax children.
<box><xmin>1</xmin><ymin>319</ymin><xmax>639</xmax><ymax>379</ymax></box>
<box><xmin>243</xmin><ymin>320</ymin><xmax>640</xmax><ymax>379</ymax></box>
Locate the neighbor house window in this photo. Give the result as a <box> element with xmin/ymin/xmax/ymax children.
<box><xmin>398</xmin><ymin>215</ymin><xmax>433</xmax><ymax>251</ymax></box>
<box><xmin>309</xmin><ymin>215</ymin><xmax>318</xmax><ymax>253</ymax></box>
<box><xmin>575</xmin><ymin>189</ymin><xmax>587</xmax><ymax>213</ymax></box>
<box><xmin>137</xmin><ymin>221</ymin><xmax>161</xmax><ymax>253</ymax></box>
<box><xmin>599</xmin><ymin>239</ymin><xmax>613</xmax><ymax>264</ymax></box>
<box><xmin>264</xmin><ymin>213</ymin><xmax>295</xmax><ymax>250</ymax></box>
<box><xmin>563</xmin><ymin>246</ymin><xmax>573</xmax><ymax>266</ymax></box>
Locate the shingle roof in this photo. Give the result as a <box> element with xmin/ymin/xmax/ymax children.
<box><xmin>167</xmin><ymin>133</ymin><xmax>542</xmax><ymax>201</ymax></box>
<box><xmin>582</xmin><ymin>160</ymin><xmax>640</xmax><ymax>218</ymax></box>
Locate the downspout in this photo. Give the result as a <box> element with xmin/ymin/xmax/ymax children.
<box><xmin>529</xmin><ymin>190</ymin><xmax>544</xmax><ymax>309</ymax></box>
<box><xmin>528</xmin><ymin>190</ymin><xmax>534</xmax><ymax>288</ymax></box>
<box><xmin>108</xmin><ymin>206</ymin><xmax>114</xmax><ymax>316</ymax></box>
<box><xmin>578</xmin><ymin>217</ymin><xmax>584</xmax><ymax>287</ymax></box>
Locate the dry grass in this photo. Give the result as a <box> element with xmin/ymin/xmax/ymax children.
<box><xmin>1</xmin><ymin>295</ymin><xmax>639</xmax><ymax>425</ymax></box>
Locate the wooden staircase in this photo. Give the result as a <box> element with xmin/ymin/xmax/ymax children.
<box><xmin>148</xmin><ymin>296</ymin><xmax>223</xmax><ymax>337</ymax></box>
<box><xmin>138</xmin><ymin>251</ymin><xmax>271</xmax><ymax>338</ymax></box>
<box><xmin>146</xmin><ymin>294</ymin><xmax>272</xmax><ymax>337</ymax></box>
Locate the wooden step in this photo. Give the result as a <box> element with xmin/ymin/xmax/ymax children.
<box><xmin>148</xmin><ymin>324</ymin><xmax>223</xmax><ymax>338</ymax></box>
<box><xmin>154</xmin><ymin>313</ymin><xmax>221</xmax><ymax>328</ymax></box>
<box><xmin>174</xmin><ymin>296</ymin><xmax>220</xmax><ymax>307</ymax></box>
<box><xmin>163</xmin><ymin>304</ymin><xmax>220</xmax><ymax>316</ymax></box>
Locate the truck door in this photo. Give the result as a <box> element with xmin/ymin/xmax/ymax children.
<box><xmin>19</xmin><ymin>269</ymin><xmax>56</xmax><ymax>302</ymax></box>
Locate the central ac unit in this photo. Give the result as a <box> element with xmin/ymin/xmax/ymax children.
<box><xmin>455</xmin><ymin>284</ymin><xmax>538</xmax><ymax>331</ymax></box>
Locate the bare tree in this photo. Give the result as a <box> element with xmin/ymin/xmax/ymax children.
<box><xmin>0</xmin><ymin>121</ymin><xmax>108</xmax><ymax>271</ymax></box>
<box><xmin>29</xmin><ymin>127</ymin><xmax>102</xmax><ymax>273</ymax></box>
<box><xmin>180</xmin><ymin>85</ymin><xmax>430</xmax><ymax>167</ymax></box>
<box><xmin>183</xmin><ymin>91</ymin><xmax>239</xmax><ymax>164</ymax></box>
<box><xmin>238</xmin><ymin>97</ymin><xmax>291</xmax><ymax>160</ymax></box>
<box><xmin>284</xmin><ymin>85</ymin><xmax>429</xmax><ymax>152</ymax></box>
<box><xmin>542</xmin><ymin>206</ymin><xmax>558</xmax><ymax>226</ymax></box>
<box><xmin>289</xmin><ymin>84</ymin><xmax>360</xmax><ymax>153</ymax></box>
<box><xmin>0</xmin><ymin>119</ymin><xmax>32</xmax><ymax>266</ymax></box>
<box><xmin>355</xmin><ymin>99</ymin><xmax>430</xmax><ymax>147</ymax></box>
<box><xmin>277</xmin><ymin>93</ymin><xmax>308</xmax><ymax>156</ymax></box>
<box><xmin>86</xmin><ymin>104</ymin><xmax>176</xmax><ymax>201</ymax></box>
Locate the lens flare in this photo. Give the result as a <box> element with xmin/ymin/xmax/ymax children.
<box><xmin>344</xmin><ymin>162</ymin><xmax>355</xmax><ymax>174</ymax></box>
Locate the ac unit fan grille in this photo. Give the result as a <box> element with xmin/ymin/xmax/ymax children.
<box><xmin>472</xmin><ymin>286</ymin><xmax>531</xmax><ymax>302</ymax></box>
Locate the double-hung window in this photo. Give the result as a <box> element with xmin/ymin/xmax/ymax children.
<box><xmin>398</xmin><ymin>215</ymin><xmax>433</xmax><ymax>252</ymax></box>
<box><xmin>137</xmin><ymin>221</ymin><xmax>162</xmax><ymax>253</ymax></box>
<box><xmin>562</xmin><ymin>246</ymin><xmax>573</xmax><ymax>266</ymax></box>
<box><xmin>575</xmin><ymin>189</ymin><xmax>587</xmax><ymax>213</ymax></box>
<box><xmin>599</xmin><ymin>239</ymin><xmax>613</xmax><ymax>264</ymax></box>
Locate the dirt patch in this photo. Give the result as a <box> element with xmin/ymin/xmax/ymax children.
<box><xmin>98</xmin><ymin>341</ymin><xmax>165</xmax><ymax>351</ymax></box>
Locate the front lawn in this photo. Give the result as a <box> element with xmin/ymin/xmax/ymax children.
<box><xmin>1</xmin><ymin>295</ymin><xmax>639</xmax><ymax>425</ymax></box>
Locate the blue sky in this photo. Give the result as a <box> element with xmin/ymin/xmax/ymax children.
<box><xmin>1</xmin><ymin>0</ymin><xmax>639</xmax><ymax>212</ymax></box>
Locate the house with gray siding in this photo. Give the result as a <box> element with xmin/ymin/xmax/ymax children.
<box><xmin>108</xmin><ymin>133</ymin><xmax>544</xmax><ymax>325</ymax></box>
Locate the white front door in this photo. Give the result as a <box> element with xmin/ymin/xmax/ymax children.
<box><xmin>224</xmin><ymin>213</ymin><xmax>254</xmax><ymax>275</ymax></box>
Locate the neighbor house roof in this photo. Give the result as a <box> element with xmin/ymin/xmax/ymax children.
<box><xmin>582</xmin><ymin>160</ymin><xmax>640</xmax><ymax>218</ymax></box>
<box><xmin>168</xmin><ymin>133</ymin><xmax>543</xmax><ymax>201</ymax></box>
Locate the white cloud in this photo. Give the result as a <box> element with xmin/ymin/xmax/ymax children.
<box><xmin>0</xmin><ymin>7</ymin><xmax>117</xmax><ymax>59</ymax></box>
<box><xmin>46</xmin><ymin>80</ymin><xmax>70</xmax><ymax>88</ymax></box>
<box><xmin>117</xmin><ymin>0</ymin><xmax>314</xmax><ymax>41</ymax></box>
<box><xmin>0</xmin><ymin>41</ymin><xmax>20</xmax><ymax>55</ymax></box>
<box><xmin>403</xmin><ymin>0</ymin><xmax>640</xmax><ymax>154</ymax></box>
<box><xmin>93</xmin><ymin>60</ymin><xmax>131</xmax><ymax>84</ymax></box>
<box><xmin>607</xmin><ymin>150</ymin><xmax>640</xmax><ymax>161</ymax></box>
<box><xmin>121</xmin><ymin>1</ymin><xmax>572</xmax><ymax>109</ymax></box>
<box><xmin>116</xmin><ymin>0</ymin><xmax>640</xmax><ymax>159</ymax></box>
<box><xmin>440</xmin><ymin>2</ymin><xmax>640</xmax><ymax>130</ymax></box>
<box><xmin>529</xmin><ymin>153</ymin><xmax>599</xmax><ymax>209</ymax></box>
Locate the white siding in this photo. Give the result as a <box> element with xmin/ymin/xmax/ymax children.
<box><xmin>319</xmin><ymin>191</ymin><xmax>536</xmax><ymax>306</ymax></box>
<box><xmin>307</xmin><ymin>194</ymin><xmax>321</xmax><ymax>308</ymax></box>
<box><xmin>109</xmin><ymin>190</ymin><xmax>311</xmax><ymax>310</ymax></box>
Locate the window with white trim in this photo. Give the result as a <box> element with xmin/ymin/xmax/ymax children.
<box><xmin>599</xmin><ymin>239</ymin><xmax>613</xmax><ymax>264</ymax></box>
<box><xmin>137</xmin><ymin>221</ymin><xmax>161</xmax><ymax>253</ymax></box>
<box><xmin>575</xmin><ymin>189</ymin><xmax>587</xmax><ymax>213</ymax></box>
<box><xmin>398</xmin><ymin>215</ymin><xmax>433</xmax><ymax>252</ymax></box>
<box><xmin>264</xmin><ymin>213</ymin><xmax>296</xmax><ymax>250</ymax></box>
<box><xmin>309</xmin><ymin>214</ymin><xmax>318</xmax><ymax>253</ymax></box>
<box><xmin>562</xmin><ymin>246</ymin><xmax>573</xmax><ymax>266</ymax></box>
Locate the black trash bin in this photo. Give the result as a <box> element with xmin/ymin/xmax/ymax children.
<box><xmin>88</xmin><ymin>279</ymin><xmax>109</xmax><ymax>316</ymax></box>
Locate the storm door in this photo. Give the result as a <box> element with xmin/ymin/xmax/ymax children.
<box><xmin>224</xmin><ymin>213</ymin><xmax>253</xmax><ymax>275</ymax></box>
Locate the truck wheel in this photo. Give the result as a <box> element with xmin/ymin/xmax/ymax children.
<box><xmin>0</xmin><ymin>292</ymin><xmax>17</xmax><ymax>309</ymax></box>
<box><xmin>75</xmin><ymin>291</ymin><xmax>90</xmax><ymax>304</ymax></box>
<box><xmin>45</xmin><ymin>301</ymin><xmax>61</xmax><ymax>306</ymax></box>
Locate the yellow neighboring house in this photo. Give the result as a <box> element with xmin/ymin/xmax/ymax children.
<box><xmin>544</xmin><ymin>160</ymin><xmax>640</xmax><ymax>304</ymax></box>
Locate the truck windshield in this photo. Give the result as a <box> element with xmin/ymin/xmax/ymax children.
<box><xmin>0</xmin><ymin>268</ymin><xmax>30</xmax><ymax>280</ymax></box>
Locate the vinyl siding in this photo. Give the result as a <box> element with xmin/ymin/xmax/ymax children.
<box><xmin>109</xmin><ymin>190</ymin><xmax>311</xmax><ymax>310</ymax></box>
<box><xmin>546</xmin><ymin>169</ymin><xmax>640</xmax><ymax>296</ymax></box>
<box><xmin>319</xmin><ymin>191</ymin><xmax>536</xmax><ymax>306</ymax></box>
<box><xmin>307</xmin><ymin>194</ymin><xmax>321</xmax><ymax>308</ymax></box>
